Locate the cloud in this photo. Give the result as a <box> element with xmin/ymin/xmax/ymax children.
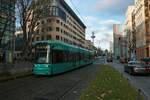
<box><xmin>92</xmin><ymin>0</ymin><xmax>134</xmax><ymax>15</ymax></box>
<box><xmin>64</xmin><ymin>0</ymin><xmax>129</xmax><ymax>50</ymax></box>
<box><xmin>99</xmin><ymin>20</ymin><xmax>120</xmax><ymax>26</ymax></box>
<box><xmin>84</xmin><ymin>16</ymin><xmax>120</xmax><ymax>29</ymax></box>
<box><xmin>84</xmin><ymin>15</ymin><xmax>117</xmax><ymax>49</ymax></box>
<box><xmin>99</xmin><ymin>19</ymin><xmax>121</xmax><ymax>29</ymax></box>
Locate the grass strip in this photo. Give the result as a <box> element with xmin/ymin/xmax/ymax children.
<box><xmin>80</xmin><ymin>65</ymin><xmax>144</xmax><ymax>100</ymax></box>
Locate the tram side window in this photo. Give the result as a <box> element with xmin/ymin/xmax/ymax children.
<box><xmin>79</xmin><ymin>53</ymin><xmax>81</xmax><ymax>60</ymax></box>
<box><xmin>84</xmin><ymin>53</ymin><xmax>89</xmax><ymax>61</ymax></box>
<box><xmin>69</xmin><ymin>51</ymin><xmax>74</xmax><ymax>62</ymax></box>
<box><xmin>63</xmin><ymin>51</ymin><xmax>68</xmax><ymax>63</ymax></box>
<box><xmin>77</xmin><ymin>53</ymin><xmax>80</xmax><ymax>61</ymax></box>
<box><xmin>52</xmin><ymin>50</ymin><xmax>63</xmax><ymax>64</ymax></box>
<box><xmin>68</xmin><ymin>51</ymin><xmax>71</xmax><ymax>62</ymax></box>
<box><xmin>63</xmin><ymin>50</ymin><xmax>74</xmax><ymax>63</ymax></box>
<box><xmin>81</xmin><ymin>53</ymin><xmax>84</xmax><ymax>60</ymax></box>
<box><xmin>73</xmin><ymin>52</ymin><xmax>77</xmax><ymax>62</ymax></box>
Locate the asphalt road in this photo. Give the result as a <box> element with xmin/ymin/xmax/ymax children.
<box><xmin>111</xmin><ymin>62</ymin><xmax>150</xmax><ymax>100</ymax></box>
<box><xmin>0</xmin><ymin>58</ymin><xmax>105</xmax><ymax>100</ymax></box>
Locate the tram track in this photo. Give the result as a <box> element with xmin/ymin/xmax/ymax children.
<box><xmin>0</xmin><ymin>58</ymin><xmax>104</xmax><ymax>100</ymax></box>
<box><xmin>57</xmin><ymin>79</ymin><xmax>82</xmax><ymax>100</ymax></box>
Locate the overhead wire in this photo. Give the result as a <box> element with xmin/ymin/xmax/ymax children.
<box><xmin>68</xmin><ymin>0</ymin><xmax>88</xmax><ymax>27</ymax></box>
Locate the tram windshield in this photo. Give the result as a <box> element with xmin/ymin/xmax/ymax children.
<box><xmin>35</xmin><ymin>45</ymin><xmax>51</xmax><ymax>64</ymax></box>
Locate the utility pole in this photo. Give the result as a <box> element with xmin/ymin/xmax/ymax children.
<box><xmin>91</xmin><ymin>31</ymin><xmax>95</xmax><ymax>45</ymax></box>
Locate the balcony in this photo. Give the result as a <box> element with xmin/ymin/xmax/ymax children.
<box><xmin>146</xmin><ymin>40</ymin><xmax>150</xmax><ymax>44</ymax></box>
<box><xmin>145</xmin><ymin>16</ymin><xmax>149</xmax><ymax>20</ymax></box>
<box><xmin>145</xmin><ymin>10</ymin><xmax>149</xmax><ymax>17</ymax></box>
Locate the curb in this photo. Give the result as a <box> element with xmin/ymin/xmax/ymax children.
<box><xmin>0</xmin><ymin>71</ymin><xmax>33</xmax><ymax>82</ymax></box>
<box><xmin>126</xmin><ymin>76</ymin><xmax>149</xmax><ymax>100</ymax></box>
<box><xmin>111</xmin><ymin>63</ymin><xmax>149</xmax><ymax>100</ymax></box>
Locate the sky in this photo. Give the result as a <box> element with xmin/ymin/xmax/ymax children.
<box><xmin>65</xmin><ymin>0</ymin><xmax>134</xmax><ymax>50</ymax></box>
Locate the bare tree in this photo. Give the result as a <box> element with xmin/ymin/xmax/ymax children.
<box><xmin>16</xmin><ymin>0</ymin><xmax>52</xmax><ymax>60</ymax></box>
<box><xmin>0</xmin><ymin>10</ymin><xmax>11</xmax><ymax>46</ymax></box>
<box><xmin>126</xmin><ymin>30</ymin><xmax>132</xmax><ymax>59</ymax></box>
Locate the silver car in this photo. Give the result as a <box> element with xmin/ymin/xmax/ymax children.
<box><xmin>124</xmin><ymin>61</ymin><xmax>150</xmax><ymax>75</ymax></box>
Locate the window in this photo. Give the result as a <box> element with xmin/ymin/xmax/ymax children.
<box><xmin>64</xmin><ymin>31</ymin><xmax>66</xmax><ymax>35</ymax></box>
<box><xmin>41</xmin><ymin>28</ymin><xmax>45</xmax><ymax>32</ymax></box>
<box><xmin>47</xmin><ymin>35</ymin><xmax>51</xmax><ymax>40</ymax></box>
<box><xmin>56</xmin><ymin>35</ymin><xmax>59</xmax><ymax>40</ymax></box>
<box><xmin>47</xmin><ymin>27</ymin><xmax>52</xmax><ymax>31</ymax></box>
<box><xmin>64</xmin><ymin>38</ymin><xmax>66</xmax><ymax>42</ymax></box>
<box><xmin>47</xmin><ymin>19</ymin><xmax>51</xmax><ymax>23</ymax></box>
<box><xmin>49</xmin><ymin>6</ymin><xmax>66</xmax><ymax>21</ymax></box>
<box><xmin>36</xmin><ymin>37</ymin><xmax>40</xmax><ymax>41</ymax></box>
<box><xmin>28</xmin><ymin>25</ymin><xmax>30</xmax><ymax>28</ymax></box>
<box><xmin>66</xmin><ymin>39</ymin><xmax>68</xmax><ymax>43</ymax></box>
<box><xmin>56</xmin><ymin>20</ymin><xmax>60</xmax><ymax>24</ymax></box>
<box><xmin>32</xmin><ymin>38</ymin><xmax>34</xmax><ymax>42</ymax></box>
<box><xmin>61</xmin><ymin>29</ymin><xmax>63</xmax><ymax>33</ymax></box>
<box><xmin>41</xmin><ymin>20</ymin><xmax>45</xmax><ymax>24</ymax></box>
<box><xmin>146</xmin><ymin>47</ymin><xmax>149</xmax><ymax>57</ymax></box>
<box><xmin>41</xmin><ymin>36</ymin><xmax>44</xmax><ymax>40</ymax></box>
<box><xmin>56</xmin><ymin>27</ymin><xmax>60</xmax><ymax>32</ymax></box>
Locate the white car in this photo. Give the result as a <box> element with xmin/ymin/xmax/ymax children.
<box><xmin>124</xmin><ymin>61</ymin><xmax>150</xmax><ymax>75</ymax></box>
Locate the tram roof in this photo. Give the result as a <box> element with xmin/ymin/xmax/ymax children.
<box><xmin>33</xmin><ymin>40</ymin><xmax>93</xmax><ymax>53</ymax></box>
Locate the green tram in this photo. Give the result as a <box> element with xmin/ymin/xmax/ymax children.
<box><xmin>33</xmin><ymin>40</ymin><xmax>94</xmax><ymax>75</ymax></box>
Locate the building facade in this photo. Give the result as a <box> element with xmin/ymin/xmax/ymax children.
<box><xmin>32</xmin><ymin>0</ymin><xmax>86</xmax><ymax>48</ymax></box>
<box><xmin>109</xmin><ymin>41</ymin><xmax>113</xmax><ymax>54</ymax></box>
<box><xmin>84</xmin><ymin>40</ymin><xmax>93</xmax><ymax>50</ymax></box>
<box><xmin>125</xmin><ymin>5</ymin><xmax>135</xmax><ymax>60</ymax></box>
<box><xmin>134</xmin><ymin>0</ymin><xmax>150</xmax><ymax>60</ymax></box>
<box><xmin>0</xmin><ymin>0</ymin><xmax>15</xmax><ymax>45</ymax></box>
<box><xmin>113</xmin><ymin>24</ymin><xmax>123</xmax><ymax>59</ymax></box>
<box><xmin>113</xmin><ymin>24</ymin><xmax>127</xmax><ymax>60</ymax></box>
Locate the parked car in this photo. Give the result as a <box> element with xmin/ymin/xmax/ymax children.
<box><xmin>107</xmin><ymin>57</ymin><xmax>113</xmax><ymax>62</ymax></box>
<box><xmin>142</xmin><ymin>57</ymin><xmax>150</xmax><ymax>65</ymax></box>
<box><xmin>124</xmin><ymin>61</ymin><xmax>150</xmax><ymax>75</ymax></box>
<box><xmin>120</xmin><ymin>58</ymin><xmax>128</xmax><ymax>64</ymax></box>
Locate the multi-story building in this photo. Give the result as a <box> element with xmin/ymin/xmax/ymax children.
<box><xmin>32</xmin><ymin>0</ymin><xmax>86</xmax><ymax>48</ymax></box>
<box><xmin>109</xmin><ymin>41</ymin><xmax>113</xmax><ymax>54</ymax></box>
<box><xmin>134</xmin><ymin>0</ymin><xmax>150</xmax><ymax>60</ymax></box>
<box><xmin>113</xmin><ymin>24</ymin><xmax>128</xmax><ymax>60</ymax></box>
<box><xmin>0</xmin><ymin>0</ymin><xmax>15</xmax><ymax>45</ymax></box>
<box><xmin>15</xmin><ymin>30</ymin><xmax>23</xmax><ymax>38</ymax></box>
<box><xmin>113</xmin><ymin>24</ymin><xmax>123</xmax><ymax>59</ymax></box>
<box><xmin>125</xmin><ymin>5</ymin><xmax>135</xmax><ymax>59</ymax></box>
<box><xmin>85</xmin><ymin>40</ymin><xmax>93</xmax><ymax>50</ymax></box>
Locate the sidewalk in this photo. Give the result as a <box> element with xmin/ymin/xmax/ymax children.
<box><xmin>0</xmin><ymin>62</ymin><xmax>33</xmax><ymax>81</ymax></box>
<box><xmin>110</xmin><ymin>62</ymin><xmax>150</xmax><ymax>100</ymax></box>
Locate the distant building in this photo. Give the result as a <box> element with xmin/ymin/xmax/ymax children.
<box><xmin>113</xmin><ymin>24</ymin><xmax>127</xmax><ymax>60</ymax></box>
<box><xmin>109</xmin><ymin>41</ymin><xmax>113</xmax><ymax>54</ymax></box>
<box><xmin>113</xmin><ymin>24</ymin><xmax>123</xmax><ymax>59</ymax></box>
<box><xmin>85</xmin><ymin>40</ymin><xmax>93</xmax><ymax>50</ymax></box>
<box><xmin>15</xmin><ymin>30</ymin><xmax>23</xmax><ymax>38</ymax></box>
<box><xmin>30</xmin><ymin>0</ymin><xmax>86</xmax><ymax>48</ymax></box>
